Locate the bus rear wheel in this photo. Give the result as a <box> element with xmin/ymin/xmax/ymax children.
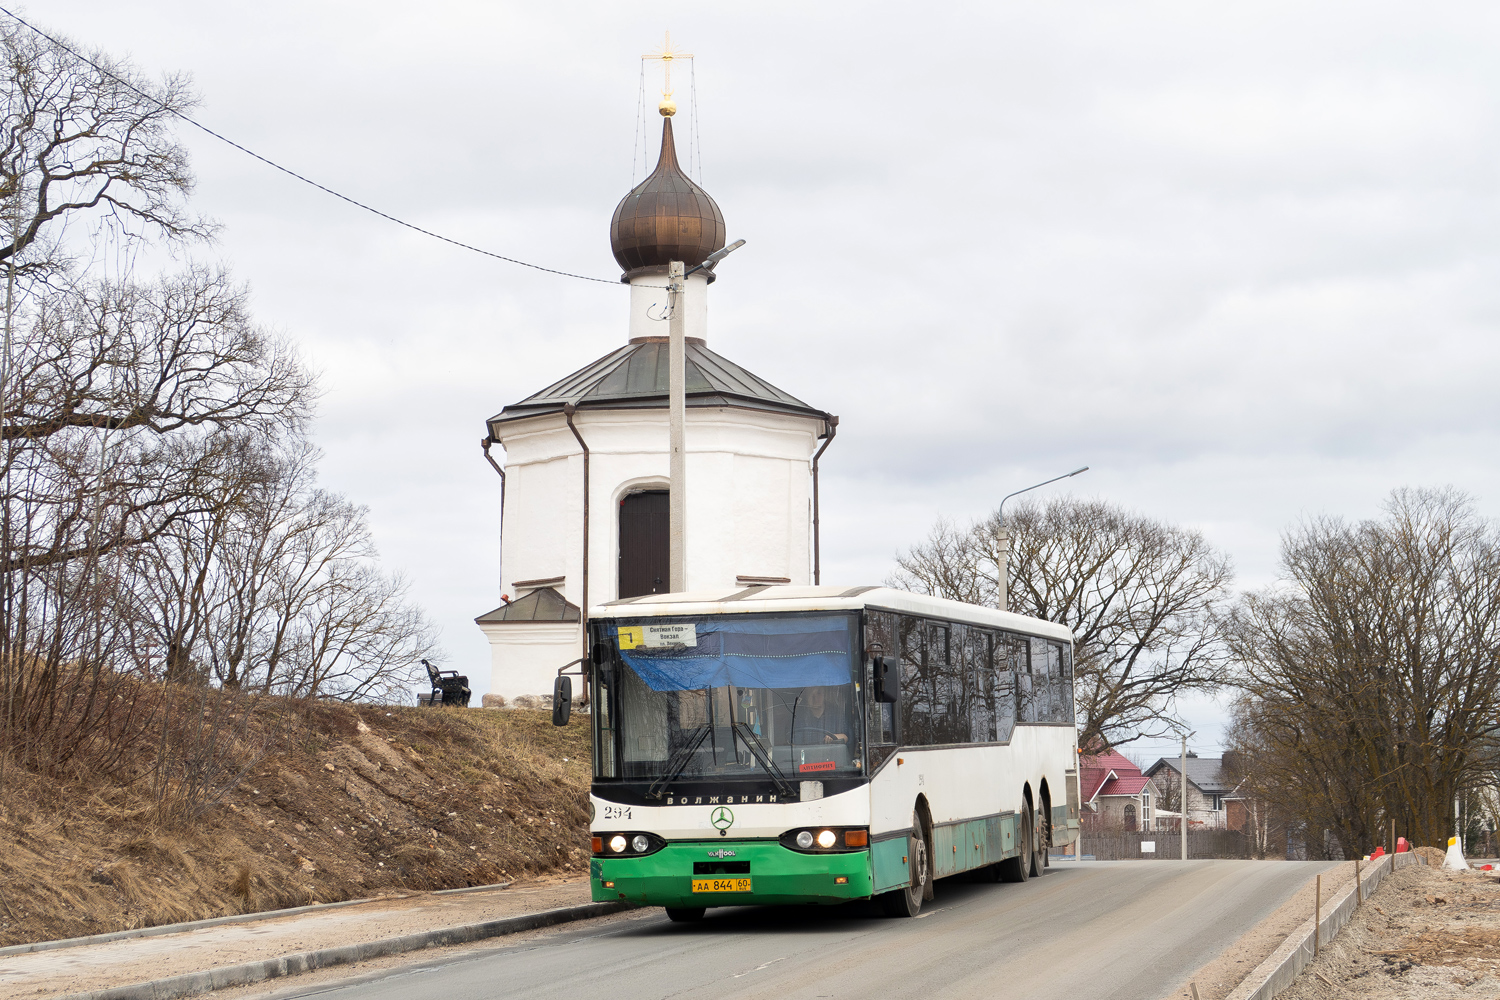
<box><xmin>1033</xmin><ymin>813</ymin><xmax>1050</xmax><ymax>877</ymax></box>
<box><xmin>879</xmin><ymin>810</ymin><xmax>930</xmax><ymax>917</ymax></box>
<box><xmin>665</xmin><ymin>907</ymin><xmax>705</xmax><ymax>922</ymax></box>
<box><xmin>999</xmin><ymin>804</ymin><xmax>1033</xmax><ymax>883</ymax></box>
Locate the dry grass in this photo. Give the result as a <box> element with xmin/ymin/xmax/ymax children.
<box><xmin>0</xmin><ymin>702</ymin><xmax>591</xmax><ymax>946</ymax></box>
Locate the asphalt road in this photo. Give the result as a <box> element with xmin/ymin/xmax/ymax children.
<box><xmin>256</xmin><ymin>860</ymin><xmax>1338</xmax><ymax>1000</ymax></box>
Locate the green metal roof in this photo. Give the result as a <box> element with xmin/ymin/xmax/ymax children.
<box><xmin>474</xmin><ymin>587</ymin><xmax>580</xmax><ymax>624</ymax></box>
<box><xmin>487</xmin><ymin>338</ymin><xmax>830</xmax><ymax>431</ymax></box>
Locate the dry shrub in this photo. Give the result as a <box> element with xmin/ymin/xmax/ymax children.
<box><xmin>230</xmin><ymin>862</ymin><xmax>252</xmax><ymax>900</ymax></box>
<box><xmin>150</xmin><ymin>686</ymin><xmax>283</xmax><ymax>828</ymax></box>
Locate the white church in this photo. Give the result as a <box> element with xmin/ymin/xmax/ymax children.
<box><xmin>475</xmin><ymin>106</ymin><xmax>836</xmax><ymax>704</ymax></box>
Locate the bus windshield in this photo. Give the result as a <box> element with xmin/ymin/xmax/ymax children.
<box><xmin>593</xmin><ymin>612</ymin><xmax>864</xmax><ymax>784</ymax></box>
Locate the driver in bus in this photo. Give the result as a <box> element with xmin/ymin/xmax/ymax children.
<box><xmin>798</xmin><ymin>686</ymin><xmax>848</xmax><ymax>744</ymax></box>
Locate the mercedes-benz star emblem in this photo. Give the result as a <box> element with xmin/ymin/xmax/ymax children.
<box><xmin>710</xmin><ymin>806</ymin><xmax>735</xmax><ymax>831</ymax></box>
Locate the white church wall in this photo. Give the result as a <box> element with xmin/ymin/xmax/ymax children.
<box><xmin>483</xmin><ymin>404</ymin><xmax>822</xmax><ymax>698</ymax></box>
<box><xmin>494</xmin><ymin>445</ymin><xmax>578</xmax><ymax>602</ymax></box>
<box><xmin>732</xmin><ymin>452</ymin><xmax>799</xmax><ymax>581</ymax></box>
<box><xmin>476</xmin><ymin>621</ymin><xmax>578</xmax><ymax>703</ymax></box>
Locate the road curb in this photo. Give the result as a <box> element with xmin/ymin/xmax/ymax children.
<box><xmin>0</xmin><ymin>883</ymin><xmax>515</xmax><ymax>958</ymax></box>
<box><xmin>1222</xmin><ymin>852</ymin><xmax>1422</xmax><ymax>1000</ymax></box>
<box><xmin>53</xmin><ymin>900</ymin><xmax>634</xmax><ymax>1000</ymax></box>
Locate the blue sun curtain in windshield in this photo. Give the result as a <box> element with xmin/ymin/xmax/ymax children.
<box><xmin>614</xmin><ymin>615</ymin><xmax>854</xmax><ymax>692</ymax></box>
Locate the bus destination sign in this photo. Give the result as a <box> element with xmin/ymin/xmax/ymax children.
<box><xmin>618</xmin><ymin>623</ymin><xmax>698</xmax><ymax>649</ymax></box>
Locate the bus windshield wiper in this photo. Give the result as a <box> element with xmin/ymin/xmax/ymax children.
<box><xmin>732</xmin><ymin>722</ymin><xmax>795</xmax><ymax>798</ymax></box>
<box><xmin>647</xmin><ymin>725</ymin><xmax>710</xmax><ymax>799</ymax></box>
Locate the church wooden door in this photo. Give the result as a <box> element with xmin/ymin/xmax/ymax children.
<box><xmin>618</xmin><ymin>490</ymin><xmax>669</xmax><ymax>598</ymax></box>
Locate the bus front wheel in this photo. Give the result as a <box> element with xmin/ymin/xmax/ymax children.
<box><xmin>665</xmin><ymin>907</ymin><xmax>705</xmax><ymax>922</ymax></box>
<box><xmin>879</xmin><ymin>810</ymin><xmax>930</xmax><ymax>917</ymax></box>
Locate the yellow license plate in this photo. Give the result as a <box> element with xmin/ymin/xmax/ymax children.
<box><xmin>692</xmin><ymin>877</ymin><xmax>752</xmax><ymax>893</ymax></box>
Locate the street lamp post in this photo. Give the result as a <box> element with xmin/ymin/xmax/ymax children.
<box><xmin>665</xmin><ymin>240</ymin><xmax>746</xmax><ymax>593</ymax></box>
<box><xmin>996</xmin><ymin>466</ymin><xmax>1089</xmax><ymax>612</ymax></box>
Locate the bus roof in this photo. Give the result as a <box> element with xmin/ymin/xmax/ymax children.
<box><xmin>592</xmin><ymin>585</ymin><xmax>1073</xmax><ymax>642</ymax></box>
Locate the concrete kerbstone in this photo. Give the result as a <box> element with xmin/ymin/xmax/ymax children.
<box><xmin>0</xmin><ymin>882</ymin><xmax>520</xmax><ymax>958</ymax></box>
<box><xmin>52</xmin><ymin>900</ymin><xmax>632</xmax><ymax>1000</ymax></box>
<box><xmin>1222</xmin><ymin>851</ymin><xmax>1423</xmax><ymax>1000</ymax></box>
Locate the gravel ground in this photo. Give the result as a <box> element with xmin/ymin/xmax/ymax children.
<box><xmin>1283</xmin><ymin>858</ymin><xmax>1500</xmax><ymax>999</ymax></box>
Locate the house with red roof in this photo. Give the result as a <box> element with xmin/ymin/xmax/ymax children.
<box><xmin>1080</xmin><ymin>750</ymin><xmax>1155</xmax><ymax>831</ymax></box>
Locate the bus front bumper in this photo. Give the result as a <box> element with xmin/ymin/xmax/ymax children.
<box><xmin>590</xmin><ymin>840</ymin><xmax>874</xmax><ymax>907</ymax></box>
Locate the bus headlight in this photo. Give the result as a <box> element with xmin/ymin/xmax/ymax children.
<box><xmin>781</xmin><ymin>826</ymin><xmax>870</xmax><ymax>853</ymax></box>
<box><xmin>592</xmin><ymin>831</ymin><xmax>666</xmax><ymax>857</ymax></box>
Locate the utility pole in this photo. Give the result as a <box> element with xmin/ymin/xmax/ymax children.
<box><xmin>1181</xmin><ymin>734</ymin><xmax>1190</xmax><ymax>861</ymax></box>
<box><xmin>668</xmin><ymin>260</ymin><xmax>687</xmax><ymax>593</ymax></box>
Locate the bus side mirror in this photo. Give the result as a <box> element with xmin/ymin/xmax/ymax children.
<box><xmin>874</xmin><ymin>655</ymin><xmax>900</xmax><ymax>704</ymax></box>
<box><xmin>552</xmin><ymin>675</ymin><xmax>572</xmax><ymax>726</ymax></box>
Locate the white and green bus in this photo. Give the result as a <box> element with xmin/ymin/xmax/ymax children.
<box><xmin>578</xmin><ymin>585</ymin><xmax>1080</xmax><ymax>920</ymax></box>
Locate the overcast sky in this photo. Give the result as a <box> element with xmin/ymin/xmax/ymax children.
<box><xmin>32</xmin><ymin>1</ymin><xmax>1500</xmax><ymax>757</ymax></box>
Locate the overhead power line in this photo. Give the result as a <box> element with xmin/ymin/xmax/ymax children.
<box><xmin>0</xmin><ymin>6</ymin><xmax>623</xmax><ymax>286</ymax></box>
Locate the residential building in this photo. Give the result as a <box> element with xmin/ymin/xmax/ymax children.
<box><xmin>1081</xmin><ymin>751</ymin><xmax>1154</xmax><ymax>831</ymax></box>
<box><xmin>1145</xmin><ymin>752</ymin><xmax>1232</xmax><ymax>830</ymax></box>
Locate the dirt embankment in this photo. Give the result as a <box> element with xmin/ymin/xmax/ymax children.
<box><xmin>1284</xmin><ymin>858</ymin><xmax>1500</xmax><ymax>999</ymax></box>
<box><xmin>0</xmin><ymin>704</ymin><xmax>592</xmax><ymax>947</ymax></box>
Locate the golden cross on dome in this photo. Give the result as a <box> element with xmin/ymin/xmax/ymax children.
<box><xmin>643</xmin><ymin>31</ymin><xmax>692</xmax><ymax>117</ymax></box>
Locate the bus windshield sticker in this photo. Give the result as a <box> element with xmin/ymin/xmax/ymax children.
<box><xmin>643</xmin><ymin>623</ymin><xmax>697</xmax><ymax>648</ymax></box>
<box><xmin>617</xmin><ymin>625</ymin><xmax>644</xmax><ymax>649</ymax></box>
<box><xmin>798</xmin><ymin>760</ymin><xmax>836</xmax><ymax>773</ymax></box>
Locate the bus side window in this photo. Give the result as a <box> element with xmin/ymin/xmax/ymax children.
<box><xmin>1030</xmin><ymin>637</ymin><xmax>1062</xmax><ymax>723</ymax></box>
<box><xmin>1010</xmin><ymin>632</ymin><xmax>1037</xmax><ymax>724</ymax></box>
<box><xmin>965</xmin><ymin>627</ymin><xmax>995</xmax><ymax>742</ymax></box>
<box><xmin>942</xmin><ymin>623</ymin><xmax>971</xmax><ymax>745</ymax></box>
<box><xmin>865</xmin><ymin>610</ymin><xmax>899</xmax><ymax>745</ymax></box>
<box><xmin>994</xmin><ymin>640</ymin><xmax>1016</xmax><ymax>743</ymax></box>
<box><xmin>899</xmin><ymin>615</ymin><xmax>932</xmax><ymax>746</ymax></box>
<box><xmin>1055</xmin><ymin>642</ymin><xmax>1075</xmax><ymax>725</ymax></box>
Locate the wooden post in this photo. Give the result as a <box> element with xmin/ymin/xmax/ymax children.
<box><xmin>1390</xmin><ymin>817</ymin><xmax>1395</xmax><ymax>855</ymax></box>
<box><xmin>1355</xmin><ymin>857</ymin><xmax>1362</xmax><ymax>906</ymax></box>
<box><xmin>1314</xmin><ymin>873</ymin><xmax>1321</xmax><ymax>958</ymax></box>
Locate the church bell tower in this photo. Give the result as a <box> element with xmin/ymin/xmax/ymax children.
<box><xmin>474</xmin><ymin>48</ymin><xmax>835</xmax><ymax>705</ymax></box>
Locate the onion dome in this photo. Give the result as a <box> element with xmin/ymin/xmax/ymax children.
<box><xmin>610</xmin><ymin>115</ymin><xmax>726</xmax><ymax>275</ymax></box>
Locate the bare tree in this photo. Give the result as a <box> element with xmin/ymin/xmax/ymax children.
<box><xmin>0</xmin><ymin>18</ymin><xmax>440</xmax><ymax>802</ymax></box>
<box><xmin>0</xmin><ymin>19</ymin><xmax>213</xmax><ymax>279</ymax></box>
<box><xmin>0</xmin><ymin>268</ymin><xmax>314</xmax><ymax>573</ymax></box>
<box><xmin>120</xmin><ymin>434</ymin><xmax>438</xmax><ymax>703</ymax></box>
<box><xmin>893</xmin><ymin>497</ymin><xmax>1234</xmax><ymax>750</ymax></box>
<box><xmin>1227</xmin><ymin>487</ymin><xmax>1500</xmax><ymax>854</ymax></box>
<box><xmin>201</xmin><ymin>439</ymin><xmax>438</xmax><ymax>702</ymax></box>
